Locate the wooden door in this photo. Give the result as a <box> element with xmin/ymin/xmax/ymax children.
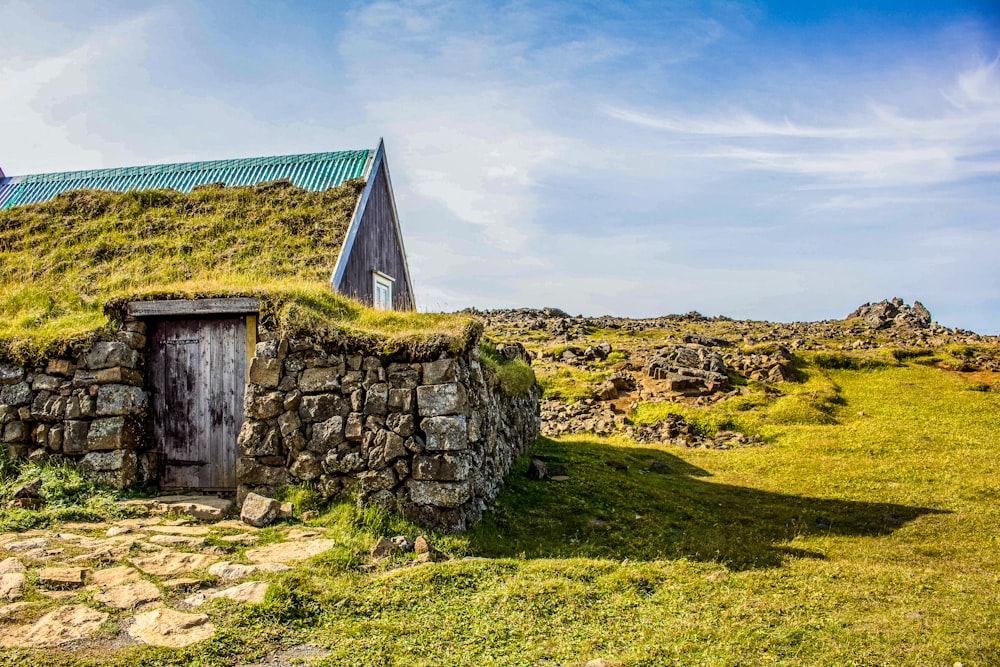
<box><xmin>149</xmin><ymin>317</ymin><xmax>246</xmax><ymax>490</ymax></box>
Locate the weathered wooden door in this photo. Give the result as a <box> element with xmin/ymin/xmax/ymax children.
<box><xmin>149</xmin><ymin>318</ymin><xmax>246</xmax><ymax>490</ymax></box>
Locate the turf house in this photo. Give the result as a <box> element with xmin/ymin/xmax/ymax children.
<box><xmin>0</xmin><ymin>142</ymin><xmax>539</xmax><ymax>531</ymax></box>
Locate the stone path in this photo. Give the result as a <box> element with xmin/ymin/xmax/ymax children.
<box><xmin>0</xmin><ymin>495</ymin><xmax>342</xmax><ymax>651</ymax></box>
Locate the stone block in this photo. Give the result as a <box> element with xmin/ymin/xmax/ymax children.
<box><xmin>277</xmin><ymin>410</ymin><xmax>301</xmax><ymax>437</ymax></box>
<box><xmin>416</xmin><ymin>383</ymin><xmax>467</xmax><ymax>416</ymax></box>
<box><xmin>299</xmin><ymin>367</ymin><xmax>341</xmax><ymax>393</ymax></box>
<box><xmin>362</xmin><ymin>356</ymin><xmax>381</xmax><ymax>371</ymax></box>
<box><xmin>236</xmin><ymin>457</ymin><xmax>288</xmax><ymax>487</ymax></box>
<box><xmin>31</xmin><ymin>374</ymin><xmax>62</xmax><ymax>392</ymax></box>
<box><xmin>237</xmin><ymin>421</ymin><xmax>280</xmax><ymax>457</ymax></box>
<box><xmin>96</xmin><ymin>385</ymin><xmax>147</xmax><ymax>416</ymax></box>
<box><xmin>2</xmin><ymin>421</ymin><xmax>27</xmax><ymax>444</ymax></box>
<box><xmin>63</xmin><ymin>421</ymin><xmax>90</xmax><ymax>454</ymax></box>
<box><xmin>421</xmin><ymin>415</ymin><xmax>468</xmax><ymax>451</ymax></box>
<box><xmin>359</xmin><ymin>468</ymin><xmax>397</xmax><ymax>492</ymax></box>
<box><xmin>248</xmin><ymin>358</ymin><xmax>282</xmax><ymax>388</ymax></box>
<box><xmin>73</xmin><ymin>367</ymin><xmax>143</xmax><ymax>386</ymax></box>
<box><xmin>422</xmin><ymin>359</ymin><xmax>456</xmax><ymax>385</ymax></box>
<box><xmin>387</xmin><ymin>364</ymin><xmax>420</xmax><ymax>389</ymax></box>
<box><xmin>364</xmin><ymin>382</ymin><xmax>389</xmax><ymax>416</ymax></box>
<box><xmin>0</xmin><ymin>382</ymin><xmax>32</xmax><ymax>407</ymax></box>
<box><xmin>386</xmin><ymin>412</ymin><xmax>415</xmax><ymax>437</ymax></box>
<box><xmin>45</xmin><ymin>359</ymin><xmax>75</xmax><ymax>377</ymax></box>
<box><xmin>87</xmin><ymin>416</ymin><xmax>141</xmax><ymax>451</ymax></box>
<box><xmin>31</xmin><ymin>392</ymin><xmax>65</xmax><ymax>421</ymax></box>
<box><xmin>47</xmin><ymin>423</ymin><xmax>64</xmax><ymax>451</ymax></box>
<box><xmin>240</xmin><ymin>492</ymin><xmax>281</xmax><ymax>527</ymax></box>
<box><xmin>290</xmin><ymin>451</ymin><xmax>323</xmax><ymax>481</ymax></box>
<box><xmin>387</xmin><ymin>388</ymin><xmax>414</xmax><ymax>413</ymax></box>
<box><xmin>117</xmin><ymin>330</ymin><xmax>147</xmax><ymax>350</ymax></box>
<box><xmin>413</xmin><ymin>452</ymin><xmax>470</xmax><ymax>482</ymax></box>
<box><xmin>245</xmin><ymin>387</ymin><xmax>283</xmax><ymax>420</ymax></box>
<box><xmin>307</xmin><ymin>415</ymin><xmax>344</xmax><ymax>453</ymax></box>
<box><xmin>0</xmin><ymin>365</ymin><xmax>24</xmax><ymax>386</ymax></box>
<box><xmin>80</xmin><ymin>449</ymin><xmax>137</xmax><ymax>488</ymax></box>
<box><xmin>322</xmin><ymin>449</ymin><xmax>364</xmax><ymax>474</ymax></box>
<box><xmin>298</xmin><ymin>394</ymin><xmax>348</xmax><ymax>422</ymax></box>
<box><xmin>406</xmin><ymin>480</ymin><xmax>471</xmax><ymax>508</ymax></box>
<box><xmin>345</xmin><ymin>412</ymin><xmax>363</xmax><ymax>441</ymax></box>
<box><xmin>82</xmin><ymin>341</ymin><xmax>140</xmax><ymax>370</ymax></box>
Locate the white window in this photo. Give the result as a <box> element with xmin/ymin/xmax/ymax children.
<box><xmin>372</xmin><ymin>271</ymin><xmax>394</xmax><ymax>310</ymax></box>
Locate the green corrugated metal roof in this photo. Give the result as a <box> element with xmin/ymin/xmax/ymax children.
<box><xmin>0</xmin><ymin>150</ymin><xmax>373</xmax><ymax>209</ymax></box>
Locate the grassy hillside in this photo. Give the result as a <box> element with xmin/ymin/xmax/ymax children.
<box><xmin>4</xmin><ymin>354</ymin><xmax>998</xmax><ymax>666</ymax></box>
<box><xmin>0</xmin><ymin>183</ymin><xmax>476</xmax><ymax>363</ymax></box>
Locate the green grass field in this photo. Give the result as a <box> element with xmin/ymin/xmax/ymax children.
<box><xmin>3</xmin><ymin>360</ymin><xmax>998</xmax><ymax>666</ymax></box>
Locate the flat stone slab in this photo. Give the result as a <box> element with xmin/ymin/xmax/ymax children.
<box><xmin>245</xmin><ymin>539</ymin><xmax>337</xmax><ymax>564</ymax></box>
<box><xmin>218</xmin><ymin>533</ymin><xmax>259</xmax><ymax>545</ymax></box>
<box><xmin>153</xmin><ymin>495</ymin><xmax>234</xmax><ymax>521</ymax></box>
<box><xmin>4</xmin><ymin>538</ymin><xmax>48</xmax><ymax>551</ymax></box>
<box><xmin>0</xmin><ymin>557</ymin><xmax>25</xmax><ymax>574</ymax></box>
<box><xmin>146</xmin><ymin>525</ymin><xmax>212</xmax><ymax>536</ymax></box>
<box><xmin>88</xmin><ymin>565</ymin><xmax>141</xmax><ymax>588</ymax></box>
<box><xmin>0</xmin><ymin>572</ymin><xmax>25</xmax><ymax>601</ymax></box>
<box><xmin>128</xmin><ymin>608</ymin><xmax>215</xmax><ymax>648</ymax></box>
<box><xmin>93</xmin><ymin>580</ymin><xmax>161</xmax><ymax>609</ymax></box>
<box><xmin>38</xmin><ymin>567</ymin><xmax>87</xmax><ymax>587</ymax></box>
<box><xmin>0</xmin><ymin>604</ymin><xmax>108</xmax><ymax>647</ymax></box>
<box><xmin>131</xmin><ymin>551</ymin><xmax>217</xmax><ymax>576</ymax></box>
<box><xmin>0</xmin><ymin>601</ymin><xmax>34</xmax><ymax>622</ymax></box>
<box><xmin>148</xmin><ymin>535</ymin><xmax>205</xmax><ymax>548</ymax></box>
<box><xmin>207</xmin><ymin>561</ymin><xmax>292</xmax><ymax>580</ymax></box>
<box><xmin>185</xmin><ymin>580</ymin><xmax>269</xmax><ymax>607</ymax></box>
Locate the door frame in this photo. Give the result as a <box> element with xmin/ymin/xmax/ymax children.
<box><xmin>128</xmin><ymin>298</ymin><xmax>259</xmax><ymax>491</ymax></box>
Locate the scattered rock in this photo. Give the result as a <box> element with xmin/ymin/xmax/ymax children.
<box><xmin>11</xmin><ymin>477</ymin><xmax>42</xmax><ymax>499</ymax></box>
<box><xmin>370</xmin><ymin>536</ymin><xmax>399</xmax><ymax>559</ymax></box>
<box><xmin>648</xmin><ymin>461</ymin><xmax>671</xmax><ymax>473</ymax></box>
<box><xmin>605</xmin><ymin>460</ymin><xmax>627</xmax><ymax>471</ymax></box>
<box><xmin>526</xmin><ymin>458</ymin><xmax>548</xmax><ymax>480</ymax></box>
<box><xmin>241</xmin><ymin>493</ymin><xmax>282</xmax><ymax>528</ymax></box>
<box><xmin>391</xmin><ymin>536</ymin><xmax>415</xmax><ymax>553</ymax></box>
<box><xmin>413</xmin><ymin>536</ymin><xmax>432</xmax><ymax>555</ymax></box>
<box><xmin>128</xmin><ymin>607</ymin><xmax>215</xmax><ymax>648</ymax></box>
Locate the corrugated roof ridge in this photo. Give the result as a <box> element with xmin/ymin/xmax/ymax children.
<box><xmin>13</xmin><ymin>149</ymin><xmax>373</xmax><ymax>184</ymax></box>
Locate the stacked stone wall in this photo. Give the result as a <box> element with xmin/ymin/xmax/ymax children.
<box><xmin>0</xmin><ymin>321</ymin><xmax>152</xmax><ymax>487</ymax></box>
<box><xmin>240</xmin><ymin>336</ymin><xmax>539</xmax><ymax>531</ymax></box>
<box><xmin>1</xmin><ymin>324</ymin><xmax>540</xmax><ymax>533</ymax></box>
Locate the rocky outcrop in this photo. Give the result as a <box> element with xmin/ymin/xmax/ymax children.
<box><xmin>239</xmin><ymin>338</ymin><xmax>539</xmax><ymax>532</ymax></box>
<box><xmin>848</xmin><ymin>298</ymin><xmax>932</xmax><ymax>330</ymax></box>
<box><xmin>645</xmin><ymin>344</ymin><xmax>730</xmax><ymax>396</ymax></box>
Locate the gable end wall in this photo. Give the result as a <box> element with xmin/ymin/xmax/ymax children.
<box><xmin>338</xmin><ymin>162</ymin><xmax>413</xmax><ymax>309</ymax></box>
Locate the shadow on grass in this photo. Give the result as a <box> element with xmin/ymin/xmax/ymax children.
<box><xmin>467</xmin><ymin>436</ymin><xmax>947</xmax><ymax>570</ymax></box>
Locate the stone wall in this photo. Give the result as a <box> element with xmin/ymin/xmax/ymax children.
<box><xmin>240</xmin><ymin>337</ymin><xmax>540</xmax><ymax>532</ymax></box>
<box><xmin>0</xmin><ymin>321</ymin><xmax>152</xmax><ymax>488</ymax></box>
<box><xmin>1</xmin><ymin>321</ymin><xmax>540</xmax><ymax>533</ymax></box>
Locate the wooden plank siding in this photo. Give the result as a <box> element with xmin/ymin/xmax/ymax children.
<box><xmin>338</xmin><ymin>161</ymin><xmax>413</xmax><ymax>309</ymax></box>
<box><xmin>149</xmin><ymin>317</ymin><xmax>247</xmax><ymax>490</ymax></box>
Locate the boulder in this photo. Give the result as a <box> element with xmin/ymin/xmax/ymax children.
<box><xmin>240</xmin><ymin>492</ymin><xmax>282</xmax><ymax>527</ymax></box>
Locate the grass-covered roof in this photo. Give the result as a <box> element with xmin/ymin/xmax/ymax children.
<box><xmin>0</xmin><ymin>181</ymin><xmax>477</xmax><ymax>365</ymax></box>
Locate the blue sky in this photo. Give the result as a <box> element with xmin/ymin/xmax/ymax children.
<box><xmin>2</xmin><ymin>1</ymin><xmax>999</xmax><ymax>333</ymax></box>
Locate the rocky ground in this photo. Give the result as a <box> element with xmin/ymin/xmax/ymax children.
<box><xmin>0</xmin><ymin>494</ymin><xmax>442</xmax><ymax>657</ymax></box>
<box><xmin>475</xmin><ymin>298</ymin><xmax>1000</xmax><ymax>443</ymax></box>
